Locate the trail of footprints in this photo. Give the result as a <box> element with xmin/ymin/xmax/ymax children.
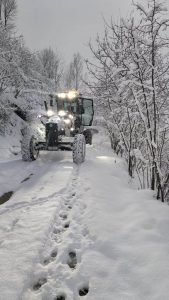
<box><xmin>29</xmin><ymin>171</ymin><xmax>90</xmax><ymax>299</ymax></box>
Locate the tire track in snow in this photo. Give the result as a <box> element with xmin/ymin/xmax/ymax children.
<box><xmin>0</xmin><ymin>188</ymin><xmax>67</xmax><ymax>247</ymax></box>
<box><xmin>0</xmin><ymin>188</ymin><xmax>66</xmax><ymax>216</ymax></box>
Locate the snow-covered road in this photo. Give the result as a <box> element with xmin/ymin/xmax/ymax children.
<box><xmin>0</xmin><ymin>133</ymin><xmax>169</xmax><ymax>300</ymax></box>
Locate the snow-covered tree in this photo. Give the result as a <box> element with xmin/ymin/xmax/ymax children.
<box><xmin>0</xmin><ymin>0</ymin><xmax>17</xmax><ymax>29</ymax></box>
<box><xmin>0</xmin><ymin>21</ymin><xmax>60</xmax><ymax>134</ymax></box>
<box><xmin>37</xmin><ymin>48</ymin><xmax>63</xmax><ymax>90</ymax></box>
<box><xmin>87</xmin><ymin>0</ymin><xmax>169</xmax><ymax>202</ymax></box>
<box><xmin>65</xmin><ymin>53</ymin><xmax>84</xmax><ymax>91</ymax></box>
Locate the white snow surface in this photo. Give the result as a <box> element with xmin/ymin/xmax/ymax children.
<box><xmin>0</xmin><ymin>131</ymin><xmax>169</xmax><ymax>299</ymax></box>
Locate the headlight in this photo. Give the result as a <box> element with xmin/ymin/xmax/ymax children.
<box><xmin>67</xmin><ymin>90</ymin><xmax>78</xmax><ymax>99</ymax></box>
<box><xmin>47</xmin><ymin>110</ymin><xmax>54</xmax><ymax>117</ymax></box>
<box><xmin>58</xmin><ymin>110</ymin><xmax>67</xmax><ymax>117</ymax></box>
<box><xmin>68</xmin><ymin>114</ymin><xmax>74</xmax><ymax>119</ymax></box>
<box><xmin>57</xmin><ymin>92</ymin><xmax>66</xmax><ymax>99</ymax></box>
<box><xmin>64</xmin><ymin>118</ymin><xmax>71</xmax><ymax>125</ymax></box>
<box><xmin>57</xmin><ymin>90</ymin><xmax>78</xmax><ymax>100</ymax></box>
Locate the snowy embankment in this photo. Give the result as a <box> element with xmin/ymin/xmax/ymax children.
<box><xmin>0</xmin><ymin>131</ymin><xmax>169</xmax><ymax>300</ymax></box>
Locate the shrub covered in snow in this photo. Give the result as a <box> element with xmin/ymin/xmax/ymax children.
<box><xmin>87</xmin><ymin>0</ymin><xmax>169</xmax><ymax>202</ymax></box>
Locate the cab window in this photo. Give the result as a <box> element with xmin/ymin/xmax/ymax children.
<box><xmin>81</xmin><ymin>99</ymin><xmax>94</xmax><ymax>126</ymax></box>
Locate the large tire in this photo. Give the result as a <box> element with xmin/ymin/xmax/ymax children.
<box><xmin>21</xmin><ymin>128</ymin><xmax>39</xmax><ymax>161</ymax></box>
<box><xmin>73</xmin><ymin>134</ymin><xmax>86</xmax><ymax>164</ymax></box>
<box><xmin>83</xmin><ymin>129</ymin><xmax>92</xmax><ymax>145</ymax></box>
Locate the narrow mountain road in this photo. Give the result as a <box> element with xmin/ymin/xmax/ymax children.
<box><xmin>0</xmin><ymin>133</ymin><xmax>169</xmax><ymax>300</ymax></box>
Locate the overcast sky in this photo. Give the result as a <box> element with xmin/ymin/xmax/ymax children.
<box><xmin>16</xmin><ymin>0</ymin><xmax>169</xmax><ymax>63</ymax></box>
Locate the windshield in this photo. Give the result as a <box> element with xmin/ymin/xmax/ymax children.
<box><xmin>57</xmin><ymin>99</ymin><xmax>78</xmax><ymax>114</ymax></box>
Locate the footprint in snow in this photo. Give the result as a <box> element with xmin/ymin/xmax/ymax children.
<box><xmin>43</xmin><ymin>250</ymin><xmax>57</xmax><ymax>265</ymax></box>
<box><xmin>53</xmin><ymin>228</ymin><xmax>63</xmax><ymax>235</ymax></box>
<box><xmin>59</xmin><ymin>213</ymin><xmax>67</xmax><ymax>220</ymax></box>
<box><xmin>65</xmin><ymin>192</ymin><xmax>76</xmax><ymax>203</ymax></box>
<box><xmin>54</xmin><ymin>293</ymin><xmax>66</xmax><ymax>300</ymax></box>
<box><xmin>52</xmin><ymin>228</ymin><xmax>63</xmax><ymax>242</ymax></box>
<box><xmin>64</xmin><ymin>198</ymin><xmax>72</xmax><ymax>207</ymax></box>
<box><xmin>33</xmin><ymin>278</ymin><xmax>47</xmax><ymax>291</ymax></box>
<box><xmin>67</xmin><ymin>251</ymin><xmax>77</xmax><ymax>269</ymax></box>
<box><xmin>71</xmin><ymin>192</ymin><xmax>76</xmax><ymax>197</ymax></box>
<box><xmin>79</xmin><ymin>285</ymin><xmax>89</xmax><ymax>296</ymax></box>
<box><xmin>64</xmin><ymin>222</ymin><xmax>70</xmax><ymax>229</ymax></box>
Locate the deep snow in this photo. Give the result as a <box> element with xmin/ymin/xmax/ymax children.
<box><xmin>0</xmin><ymin>131</ymin><xmax>169</xmax><ymax>300</ymax></box>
